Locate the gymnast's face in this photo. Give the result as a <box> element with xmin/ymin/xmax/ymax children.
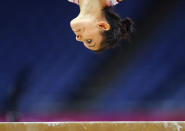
<box><xmin>70</xmin><ymin>17</ymin><xmax>110</xmax><ymax>51</ymax></box>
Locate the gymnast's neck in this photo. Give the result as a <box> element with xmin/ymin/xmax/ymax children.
<box><xmin>78</xmin><ymin>0</ymin><xmax>106</xmax><ymax>19</ymax></box>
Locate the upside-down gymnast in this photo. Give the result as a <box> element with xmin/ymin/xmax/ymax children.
<box><xmin>69</xmin><ymin>0</ymin><xmax>134</xmax><ymax>53</ymax></box>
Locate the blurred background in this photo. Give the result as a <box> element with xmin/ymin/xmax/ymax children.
<box><xmin>0</xmin><ymin>0</ymin><xmax>185</xmax><ymax>122</ymax></box>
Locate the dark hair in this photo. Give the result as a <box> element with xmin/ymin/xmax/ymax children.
<box><xmin>94</xmin><ymin>6</ymin><xmax>135</xmax><ymax>53</ymax></box>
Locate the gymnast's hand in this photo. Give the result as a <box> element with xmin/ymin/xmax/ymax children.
<box><xmin>70</xmin><ymin>0</ymin><xmax>134</xmax><ymax>53</ymax></box>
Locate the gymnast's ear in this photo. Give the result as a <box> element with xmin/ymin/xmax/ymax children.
<box><xmin>96</xmin><ymin>21</ymin><xmax>110</xmax><ymax>31</ymax></box>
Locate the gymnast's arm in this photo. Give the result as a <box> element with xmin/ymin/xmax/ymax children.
<box><xmin>68</xmin><ymin>0</ymin><xmax>123</xmax><ymax>6</ymax></box>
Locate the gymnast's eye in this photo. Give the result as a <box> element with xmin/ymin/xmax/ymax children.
<box><xmin>86</xmin><ymin>39</ymin><xmax>92</xmax><ymax>44</ymax></box>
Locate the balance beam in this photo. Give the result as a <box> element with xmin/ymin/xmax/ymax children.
<box><xmin>0</xmin><ymin>122</ymin><xmax>185</xmax><ymax>131</ymax></box>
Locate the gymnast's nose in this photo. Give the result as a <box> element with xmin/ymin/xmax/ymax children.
<box><xmin>76</xmin><ymin>34</ymin><xmax>82</xmax><ymax>41</ymax></box>
<box><xmin>70</xmin><ymin>20</ymin><xmax>84</xmax><ymax>32</ymax></box>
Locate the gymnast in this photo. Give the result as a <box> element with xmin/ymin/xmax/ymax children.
<box><xmin>69</xmin><ymin>0</ymin><xmax>134</xmax><ymax>53</ymax></box>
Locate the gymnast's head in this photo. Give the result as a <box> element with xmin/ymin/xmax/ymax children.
<box><xmin>70</xmin><ymin>6</ymin><xmax>134</xmax><ymax>53</ymax></box>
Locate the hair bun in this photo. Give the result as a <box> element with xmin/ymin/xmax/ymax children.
<box><xmin>121</xmin><ymin>17</ymin><xmax>135</xmax><ymax>36</ymax></box>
